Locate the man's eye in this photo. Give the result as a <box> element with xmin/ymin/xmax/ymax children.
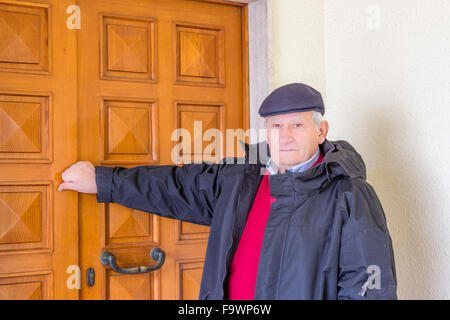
<box><xmin>272</xmin><ymin>124</ymin><xmax>280</xmax><ymax>128</ymax></box>
<box><xmin>293</xmin><ymin>123</ymin><xmax>302</xmax><ymax>128</ymax></box>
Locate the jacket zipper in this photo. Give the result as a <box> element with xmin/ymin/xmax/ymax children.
<box><xmin>220</xmin><ymin>172</ymin><xmax>246</xmax><ymax>298</ymax></box>
<box><xmin>220</xmin><ymin>164</ymin><xmax>264</xmax><ymax>298</ymax></box>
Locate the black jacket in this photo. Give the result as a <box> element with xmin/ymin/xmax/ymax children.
<box><xmin>95</xmin><ymin>139</ymin><xmax>397</xmax><ymax>299</ymax></box>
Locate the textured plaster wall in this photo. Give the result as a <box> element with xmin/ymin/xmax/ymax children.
<box><xmin>323</xmin><ymin>0</ymin><xmax>450</xmax><ymax>299</ymax></box>
<box><xmin>251</xmin><ymin>0</ymin><xmax>326</xmax><ymax>133</ymax></box>
<box><xmin>268</xmin><ymin>0</ymin><xmax>450</xmax><ymax>299</ymax></box>
<box><xmin>271</xmin><ymin>0</ymin><xmax>326</xmax><ymax>98</ymax></box>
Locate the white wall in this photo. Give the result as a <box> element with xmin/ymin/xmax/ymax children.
<box><xmin>271</xmin><ymin>0</ymin><xmax>326</xmax><ymax>97</ymax></box>
<box><xmin>268</xmin><ymin>0</ymin><xmax>450</xmax><ymax>299</ymax></box>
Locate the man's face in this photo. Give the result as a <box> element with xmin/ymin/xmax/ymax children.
<box><xmin>265</xmin><ymin>111</ymin><xmax>328</xmax><ymax>172</ymax></box>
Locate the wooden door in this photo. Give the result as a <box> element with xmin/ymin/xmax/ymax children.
<box><xmin>78</xmin><ymin>0</ymin><xmax>248</xmax><ymax>299</ymax></box>
<box><xmin>0</xmin><ymin>0</ymin><xmax>78</xmax><ymax>299</ymax></box>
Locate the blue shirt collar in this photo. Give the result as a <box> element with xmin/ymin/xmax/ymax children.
<box><xmin>265</xmin><ymin>148</ymin><xmax>320</xmax><ymax>175</ymax></box>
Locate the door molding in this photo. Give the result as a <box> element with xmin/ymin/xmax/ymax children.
<box><xmin>247</xmin><ymin>0</ymin><xmax>273</xmax><ymax>141</ymax></box>
<box><xmin>222</xmin><ymin>0</ymin><xmax>274</xmax><ymax>140</ymax></box>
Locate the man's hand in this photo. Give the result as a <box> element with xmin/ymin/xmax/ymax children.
<box><xmin>58</xmin><ymin>161</ymin><xmax>97</xmax><ymax>193</ymax></box>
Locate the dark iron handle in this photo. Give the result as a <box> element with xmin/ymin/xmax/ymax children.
<box><xmin>100</xmin><ymin>247</ymin><xmax>165</xmax><ymax>274</ymax></box>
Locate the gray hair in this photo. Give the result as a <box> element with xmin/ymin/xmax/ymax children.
<box><xmin>312</xmin><ymin>111</ymin><xmax>323</xmax><ymax>132</ymax></box>
<box><xmin>264</xmin><ymin>111</ymin><xmax>324</xmax><ymax>132</ymax></box>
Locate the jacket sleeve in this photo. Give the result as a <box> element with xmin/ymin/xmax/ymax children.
<box><xmin>337</xmin><ymin>178</ymin><xmax>398</xmax><ymax>300</ymax></box>
<box><xmin>95</xmin><ymin>163</ymin><xmax>222</xmax><ymax>226</ymax></box>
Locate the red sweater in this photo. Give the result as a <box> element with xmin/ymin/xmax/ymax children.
<box><xmin>226</xmin><ymin>152</ymin><xmax>324</xmax><ymax>299</ymax></box>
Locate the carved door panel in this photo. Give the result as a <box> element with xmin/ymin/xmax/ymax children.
<box><xmin>0</xmin><ymin>0</ymin><xmax>78</xmax><ymax>299</ymax></box>
<box><xmin>78</xmin><ymin>0</ymin><xmax>247</xmax><ymax>299</ymax></box>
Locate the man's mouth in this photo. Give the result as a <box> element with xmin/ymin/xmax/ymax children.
<box><xmin>280</xmin><ymin>149</ymin><xmax>297</xmax><ymax>152</ymax></box>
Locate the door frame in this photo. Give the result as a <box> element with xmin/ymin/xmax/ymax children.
<box><xmin>75</xmin><ymin>0</ymin><xmax>256</xmax><ymax>300</ymax></box>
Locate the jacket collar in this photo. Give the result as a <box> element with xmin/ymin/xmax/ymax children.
<box><xmin>241</xmin><ymin>138</ymin><xmax>367</xmax><ymax>196</ymax></box>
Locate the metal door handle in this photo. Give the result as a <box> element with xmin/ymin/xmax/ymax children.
<box><xmin>100</xmin><ymin>247</ymin><xmax>165</xmax><ymax>274</ymax></box>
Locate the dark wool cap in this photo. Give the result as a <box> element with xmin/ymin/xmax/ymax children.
<box><xmin>258</xmin><ymin>83</ymin><xmax>325</xmax><ymax>117</ymax></box>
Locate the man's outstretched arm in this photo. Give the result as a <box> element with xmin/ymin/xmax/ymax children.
<box><xmin>59</xmin><ymin>161</ymin><xmax>221</xmax><ymax>226</ymax></box>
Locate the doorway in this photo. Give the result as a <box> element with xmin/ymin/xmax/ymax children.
<box><xmin>0</xmin><ymin>0</ymin><xmax>248</xmax><ymax>300</ymax></box>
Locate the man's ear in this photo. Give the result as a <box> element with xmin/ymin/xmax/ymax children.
<box><xmin>319</xmin><ymin>120</ymin><xmax>329</xmax><ymax>144</ymax></box>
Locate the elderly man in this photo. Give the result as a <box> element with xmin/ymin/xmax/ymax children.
<box><xmin>59</xmin><ymin>83</ymin><xmax>397</xmax><ymax>300</ymax></box>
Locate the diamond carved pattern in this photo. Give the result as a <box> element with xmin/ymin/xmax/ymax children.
<box><xmin>101</xmin><ymin>98</ymin><xmax>158</xmax><ymax>164</ymax></box>
<box><xmin>179</xmin><ymin>31</ymin><xmax>216</xmax><ymax>78</ymax></box>
<box><xmin>175</xmin><ymin>23</ymin><xmax>224</xmax><ymax>86</ymax></box>
<box><xmin>107</xmin><ymin>25</ymin><xmax>148</xmax><ymax>73</ymax></box>
<box><xmin>0</xmin><ymin>273</ymin><xmax>50</xmax><ymax>300</ymax></box>
<box><xmin>175</xmin><ymin>102</ymin><xmax>224</xmax><ymax>164</ymax></box>
<box><xmin>107</xmin><ymin>204</ymin><xmax>151</xmax><ymax>240</ymax></box>
<box><xmin>0</xmin><ymin>281</ymin><xmax>42</xmax><ymax>300</ymax></box>
<box><xmin>181</xmin><ymin>268</ymin><xmax>202</xmax><ymax>300</ymax></box>
<box><xmin>108</xmin><ymin>106</ymin><xmax>149</xmax><ymax>154</ymax></box>
<box><xmin>0</xmin><ymin>183</ymin><xmax>50</xmax><ymax>252</ymax></box>
<box><xmin>0</xmin><ymin>191</ymin><xmax>41</xmax><ymax>244</ymax></box>
<box><xmin>101</xmin><ymin>14</ymin><xmax>156</xmax><ymax>82</ymax></box>
<box><xmin>176</xmin><ymin>260</ymin><xmax>204</xmax><ymax>300</ymax></box>
<box><xmin>0</xmin><ymin>101</ymin><xmax>41</xmax><ymax>153</ymax></box>
<box><xmin>0</xmin><ymin>3</ymin><xmax>49</xmax><ymax>73</ymax></box>
<box><xmin>0</xmin><ymin>11</ymin><xmax>40</xmax><ymax>64</ymax></box>
<box><xmin>0</xmin><ymin>93</ymin><xmax>51</xmax><ymax>163</ymax></box>
<box><xmin>108</xmin><ymin>273</ymin><xmax>152</xmax><ymax>300</ymax></box>
<box><xmin>181</xmin><ymin>110</ymin><xmax>218</xmax><ymax>156</ymax></box>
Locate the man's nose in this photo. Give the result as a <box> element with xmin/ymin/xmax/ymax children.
<box><xmin>279</xmin><ymin>127</ymin><xmax>294</xmax><ymax>144</ymax></box>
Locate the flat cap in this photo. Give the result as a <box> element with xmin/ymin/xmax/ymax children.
<box><xmin>258</xmin><ymin>83</ymin><xmax>324</xmax><ymax>117</ymax></box>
